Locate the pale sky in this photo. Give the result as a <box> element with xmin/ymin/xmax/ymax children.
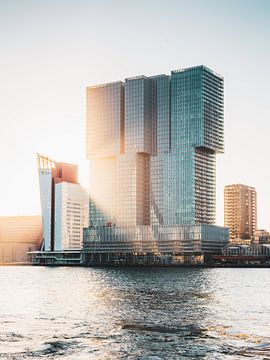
<box><xmin>0</xmin><ymin>0</ymin><xmax>269</xmax><ymax>228</ymax></box>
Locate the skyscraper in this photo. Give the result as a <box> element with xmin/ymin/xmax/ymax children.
<box><xmin>84</xmin><ymin>66</ymin><xmax>228</xmax><ymax>264</ymax></box>
<box><xmin>224</xmin><ymin>184</ymin><xmax>257</xmax><ymax>242</ymax></box>
<box><xmin>37</xmin><ymin>154</ymin><xmax>89</xmax><ymax>251</ymax></box>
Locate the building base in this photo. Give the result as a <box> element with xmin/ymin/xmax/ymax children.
<box><xmin>28</xmin><ymin>250</ymin><xmax>82</xmax><ymax>266</ymax></box>
<box><xmin>82</xmin><ymin>252</ymin><xmax>205</xmax><ymax>266</ymax></box>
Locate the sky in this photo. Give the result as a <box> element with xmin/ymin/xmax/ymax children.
<box><xmin>0</xmin><ymin>0</ymin><xmax>269</xmax><ymax>228</ymax></box>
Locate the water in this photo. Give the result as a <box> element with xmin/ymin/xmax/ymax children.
<box><xmin>0</xmin><ymin>267</ymin><xmax>269</xmax><ymax>359</ymax></box>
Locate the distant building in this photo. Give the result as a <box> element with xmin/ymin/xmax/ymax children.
<box><xmin>211</xmin><ymin>243</ymin><xmax>270</xmax><ymax>266</ymax></box>
<box><xmin>253</xmin><ymin>229</ymin><xmax>270</xmax><ymax>244</ymax></box>
<box><xmin>84</xmin><ymin>65</ymin><xmax>229</xmax><ymax>265</ymax></box>
<box><xmin>224</xmin><ymin>184</ymin><xmax>257</xmax><ymax>242</ymax></box>
<box><xmin>37</xmin><ymin>154</ymin><xmax>88</xmax><ymax>251</ymax></box>
<box><xmin>0</xmin><ymin>216</ymin><xmax>42</xmax><ymax>263</ymax></box>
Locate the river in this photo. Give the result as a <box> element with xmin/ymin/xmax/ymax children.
<box><xmin>0</xmin><ymin>266</ymin><xmax>269</xmax><ymax>359</ymax></box>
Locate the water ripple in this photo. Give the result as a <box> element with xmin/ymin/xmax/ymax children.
<box><xmin>0</xmin><ymin>267</ymin><xmax>270</xmax><ymax>359</ymax></box>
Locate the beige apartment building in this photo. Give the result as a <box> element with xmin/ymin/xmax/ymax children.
<box><xmin>224</xmin><ymin>184</ymin><xmax>257</xmax><ymax>242</ymax></box>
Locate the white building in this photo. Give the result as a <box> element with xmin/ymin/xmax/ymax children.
<box><xmin>55</xmin><ymin>182</ymin><xmax>89</xmax><ymax>250</ymax></box>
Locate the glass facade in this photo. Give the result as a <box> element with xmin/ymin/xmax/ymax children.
<box><xmin>85</xmin><ymin>65</ymin><xmax>228</xmax><ymax>255</ymax></box>
<box><xmin>86</xmin><ymin>82</ymin><xmax>124</xmax><ymax>226</ymax></box>
<box><xmin>86</xmin><ymin>81</ymin><xmax>124</xmax><ymax>158</ymax></box>
<box><xmin>125</xmin><ymin>76</ymin><xmax>154</xmax><ymax>155</ymax></box>
<box><xmin>84</xmin><ymin>224</ymin><xmax>229</xmax><ymax>255</ymax></box>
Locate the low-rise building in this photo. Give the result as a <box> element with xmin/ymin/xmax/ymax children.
<box><xmin>253</xmin><ymin>229</ymin><xmax>270</xmax><ymax>244</ymax></box>
<box><xmin>0</xmin><ymin>216</ymin><xmax>42</xmax><ymax>263</ymax></box>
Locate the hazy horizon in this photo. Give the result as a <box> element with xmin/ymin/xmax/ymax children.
<box><xmin>0</xmin><ymin>0</ymin><xmax>269</xmax><ymax>229</ymax></box>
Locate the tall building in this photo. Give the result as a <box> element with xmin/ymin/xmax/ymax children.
<box><xmin>84</xmin><ymin>66</ymin><xmax>228</xmax><ymax>263</ymax></box>
<box><xmin>0</xmin><ymin>216</ymin><xmax>42</xmax><ymax>263</ymax></box>
<box><xmin>37</xmin><ymin>154</ymin><xmax>89</xmax><ymax>251</ymax></box>
<box><xmin>224</xmin><ymin>184</ymin><xmax>257</xmax><ymax>242</ymax></box>
<box><xmin>55</xmin><ymin>182</ymin><xmax>89</xmax><ymax>250</ymax></box>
